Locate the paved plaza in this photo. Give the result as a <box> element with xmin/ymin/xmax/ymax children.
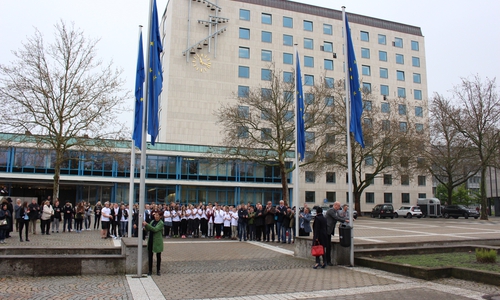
<box><xmin>0</xmin><ymin>218</ymin><xmax>499</xmax><ymax>299</ymax></box>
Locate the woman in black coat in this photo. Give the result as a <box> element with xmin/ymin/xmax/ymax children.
<box><xmin>312</xmin><ymin>207</ymin><xmax>328</xmax><ymax>268</ymax></box>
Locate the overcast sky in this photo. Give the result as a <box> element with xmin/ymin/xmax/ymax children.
<box><xmin>1</xmin><ymin>0</ymin><xmax>499</xmax><ymax>133</ymax></box>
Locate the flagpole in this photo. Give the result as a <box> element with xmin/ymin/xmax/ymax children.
<box><xmin>293</xmin><ymin>44</ymin><xmax>300</xmax><ymax>243</ymax></box>
<box><xmin>136</xmin><ymin>0</ymin><xmax>154</xmax><ymax>277</ymax></box>
<box><xmin>342</xmin><ymin>6</ymin><xmax>355</xmax><ymax>267</ymax></box>
<box><xmin>129</xmin><ymin>25</ymin><xmax>143</xmax><ymax>240</ymax></box>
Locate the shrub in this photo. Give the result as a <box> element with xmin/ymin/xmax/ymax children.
<box><xmin>475</xmin><ymin>248</ymin><xmax>497</xmax><ymax>263</ymax></box>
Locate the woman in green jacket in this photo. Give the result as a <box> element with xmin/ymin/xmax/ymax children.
<box><xmin>143</xmin><ymin>212</ymin><xmax>164</xmax><ymax>276</ymax></box>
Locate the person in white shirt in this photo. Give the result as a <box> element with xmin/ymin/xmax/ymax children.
<box><xmin>223</xmin><ymin>206</ymin><xmax>231</xmax><ymax>239</ymax></box>
<box><xmin>200</xmin><ymin>204</ymin><xmax>208</xmax><ymax>238</ymax></box>
<box><xmin>213</xmin><ymin>204</ymin><xmax>224</xmax><ymax>239</ymax></box>
<box><xmin>230</xmin><ymin>206</ymin><xmax>239</xmax><ymax>240</ymax></box>
<box><xmin>186</xmin><ymin>205</ymin><xmax>193</xmax><ymax>238</ymax></box>
<box><xmin>206</xmin><ymin>204</ymin><xmax>213</xmax><ymax>238</ymax></box>
<box><xmin>100</xmin><ymin>202</ymin><xmax>112</xmax><ymax>239</ymax></box>
<box><xmin>171</xmin><ymin>206</ymin><xmax>180</xmax><ymax>238</ymax></box>
<box><xmin>180</xmin><ymin>206</ymin><xmax>188</xmax><ymax>238</ymax></box>
<box><xmin>163</xmin><ymin>205</ymin><xmax>172</xmax><ymax>238</ymax></box>
<box><xmin>192</xmin><ymin>205</ymin><xmax>199</xmax><ymax>238</ymax></box>
<box><xmin>120</xmin><ymin>204</ymin><xmax>129</xmax><ymax>238</ymax></box>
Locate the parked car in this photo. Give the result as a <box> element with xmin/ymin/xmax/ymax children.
<box><xmin>394</xmin><ymin>206</ymin><xmax>423</xmax><ymax>218</ymax></box>
<box><xmin>441</xmin><ymin>205</ymin><xmax>480</xmax><ymax>219</ymax></box>
<box><xmin>370</xmin><ymin>204</ymin><xmax>394</xmax><ymax>219</ymax></box>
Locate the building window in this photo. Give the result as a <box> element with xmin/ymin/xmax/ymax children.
<box><xmin>325</xmin><ymin>77</ymin><xmax>334</xmax><ymax>88</ymax></box>
<box><xmin>326</xmin><ymin>172</ymin><xmax>336</xmax><ymax>183</ymax></box>
<box><xmin>398</xmin><ymin>87</ymin><xmax>406</xmax><ymax>98</ymax></box>
<box><xmin>379</xmin><ymin>51</ymin><xmax>387</xmax><ymax>61</ymax></box>
<box><xmin>418</xmin><ymin>175</ymin><xmax>426</xmax><ymax>186</ymax></box>
<box><xmin>283</xmin><ymin>71</ymin><xmax>293</xmax><ymax>83</ymax></box>
<box><xmin>414</xmin><ymin>89</ymin><xmax>422</xmax><ymax>100</ymax></box>
<box><xmin>261</xmin><ymin>69</ymin><xmax>271</xmax><ymax>81</ymax></box>
<box><xmin>261</xmin><ymin>111</ymin><xmax>269</xmax><ymax>120</ymax></box>
<box><xmin>261</xmin><ymin>13</ymin><xmax>272</xmax><ymax>24</ymax></box>
<box><xmin>418</xmin><ymin>193</ymin><xmax>426</xmax><ymax>199</ymax></box>
<box><xmin>305</xmin><ymin>131</ymin><xmax>315</xmax><ymax>144</ymax></box>
<box><xmin>261</xmin><ymin>88</ymin><xmax>271</xmax><ymax>100</ymax></box>
<box><xmin>361</xmin><ymin>48</ymin><xmax>370</xmax><ymax>59</ymax></box>
<box><xmin>324</xmin><ymin>59</ymin><xmax>334</xmax><ymax>70</ymax></box>
<box><xmin>304</xmin><ymin>56</ymin><xmax>314</xmax><ymax>67</ymax></box>
<box><xmin>305</xmin><ymin>171</ymin><xmax>315</xmax><ymax>183</ymax></box>
<box><xmin>238</xmin><ymin>66</ymin><xmax>249</xmax><ymax>78</ymax></box>
<box><xmin>364</xmin><ymin>100</ymin><xmax>372</xmax><ymax>111</ymax></box>
<box><xmin>261</xmin><ymin>50</ymin><xmax>272</xmax><ymax>62</ymax></box>
<box><xmin>326</xmin><ymin>134</ymin><xmax>335</xmax><ymax>145</ymax></box>
<box><xmin>261</xmin><ymin>31</ymin><xmax>272</xmax><ymax>43</ymax></box>
<box><xmin>401</xmin><ymin>175</ymin><xmax>409</xmax><ymax>185</ymax></box>
<box><xmin>380</xmin><ymin>67</ymin><xmax>388</xmax><ymax>79</ymax></box>
<box><xmin>239</xmin><ymin>47</ymin><xmax>250</xmax><ymax>59</ymax></box>
<box><xmin>362</xmin><ymin>65</ymin><xmax>371</xmax><ymax>76</ymax></box>
<box><xmin>282</xmin><ymin>53</ymin><xmax>293</xmax><ymax>65</ymax></box>
<box><xmin>283</xmin><ymin>16</ymin><xmax>293</xmax><ymax>28</ymax></box>
<box><xmin>384</xmin><ymin>193</ymin><xmax>393</xmax><ymax>203</ymax></box>
<box><xmin>303</xmin><ymin>20</ymin><xmax>313</xmax><ymax>31</ymax></box>
<box><xmin>304</xmin><ymin>93</ymin><xmax>314</xmax><ymax>105</ymax></box>
<box><xmin>396</xmin><ymin>54</ymin><xmax>404</xmax><ymax>64</ymax></box>
<box><xmin>413</xmin><ymin>73</ymin><xmax>421</xmax><ymax>83</ymax></box>
<box><xmin>381</xmin><ymin>85</ymin><xmax>389</xmax><ymax>96</ymax></box>
<box><xmin>284</xmin><ymin>111</ymin><xmax>293</xmax><ymax>122</ymax></box>
<box><xmin>325</xmin><ymin>96</ymin><xmax>334</xmax><ymax>106</ymax></box>
<box><xmin>283</xmin><ymin>91</ymin><xmax>293</xmax><ymax>102</ymax></box>
<box><xmin>416</xmin><ymin>123</ymin><xmax>424</xmax><ymax>132</ymax></box>
<box><xmin>366</xmin><ymin>192</ymin><xmax>375</xmax><ymax>204</ymax></box>
<box><xmin>326</xmin><ymin>192</ymin><xmax>336</xmax><ymax>202</ymax></box>
<box><xmin>398</xmin><ymin>104</ymin><xmax>407</xmax><ymax>115</ymax></box>
<box><xmin>415</xmin><ymin>106</ymin><xmax>423</xmax><ymax>117</ymax></box>
<box><xmin>239</xmin><ymin>28</ymin><xmax>250</xmax><ymax>39</ymax></box>
<box><xmin>365</xmin><ymin>155</ymin><xmax>373</xmax><ymax>166</ymax></box>
<box><xmin>384</xmin><ymin>174</ymin><xmax>392</xmax><ymax>185</ymax></box>
<box><xmin>238</xmin><ymin>105</ymin><xmax>249</xmax><ymax>118</ymax></box>
<box><xmin>323</xmin><ymin>24</ymin><xmax>332</xmax><ymax>35</ymax></box>
<box><xmin>304</xmin><ymin>38</ymin><xmax>314</xmax><ymax>49</ymax></box>
<box><xmin>366</xmin><ymin>173</ymin><xmax>374</xmax><ymax>185</ymax></box>
<box><xmin>402</xmin><ymin>193</ymin><xmax>410</xmax><ymax>204</ymax></box>
<box><xmin>261</xmin><ymin>128</ymin><xmax>271</xmax><ymax>140</ymax></box>
<box><xmin>305</xmin><ymin>191</ymin><xmax>315</xmax><ymax>203</ymax></box>
<box><xmin>237</xmin><ymin>126</ymin><xmax>248</xmax><ymax>138</ymax></box>
<box><xmin>378</xmin><ymin>34</ymin><xmax>386</xmax><ymax>45</ymax></box>
<box><xmin>382</xmin><ymin>120</ymin><xmax>390</xmax><ymax>131</ymax></box>
<box><xmin>283</xmin><ymin>34</ymin><xmax>293</xmax><ymax>46</ymax></box>
<box><xmin>239</xmin><ymin>9</ymin><xmax>250</xmax><ymax>21</ymax></box>
<box><xmin>412</xmin><ymin>57</ymin><xmax>420</xmax><ymax>67</ymax></box>
<box><xmin>394</xmin><ymin>37</ymin><xmax>403</xmax><ymax>48</ymax></box>
<box><xmin>322</xmin><ymin>41</ymin><xmax>333</xmax><ymax>52</ymax></box>
<box><xmin>399</xmin><ymin>122</ymin><xmax>407</xmax><ymax>132</ymax></box>
<box><xmin>304</xmin><ymin>75</ymin><xmax>314</xmax><ymax>86</ymax></box>
<box><xmin>381</xmin><ymin>102</ymin><xmax>390</xmax><ymax>113</ymax></box>
<box><xmin>411</xmin><ymin>40</ymin><xmax>419</xmax><ymax>51</ymax></box>
<box><xmin>363</xmin><ymin>82</ymin><xmax>371</xmax><ymax>93</ymax></box>
<box><xmin>360</xmin><ymin>31</ymin><xmax>369</xmax><ymax>42</ymax></box>
<box><xmin>364</xmin><ymin>118</ymin><xmax>373</xmax><ymax>128</ymax></box>
<box><xmin>238</xmin><ymin>85</ymin><xmax>249</xmax><ymax>98</ymax></box>
<box><xmin>397</xmin><ymin>70</ymin><xmax>405</xmax><ymax>81</ymax></box>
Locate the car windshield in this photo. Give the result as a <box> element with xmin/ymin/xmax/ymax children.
<box><xmin>458</xmin><ymin>205</ymin><xmax>467</xmax><ymax>209</ymax></box>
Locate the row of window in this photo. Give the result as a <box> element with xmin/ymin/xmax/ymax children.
<box><xmin>362</xmin><ymin>65</ymin><xmax>421</xmax><ymax>80</ymax></box>
<box><xmin>240</xmin><ymin>9</ymin><xmax>421</xmax><ymax>53</ymax></box>
<box><xmin>306</xmin><ymin>172</ymin><xmax>426</xmax><ymax>186</ymax></box>
<box><xmin>241</xmin><ymin>9</ymin><xmax>332</xmax><ymax>35</ymax></box>
<box><xmin>240</xmin><ymin>47</ymin><xmax>336</xmax><ymax>70</ymax></box>
<box><xmin>305</xmin><ymin>191</ymin><xmax>427</xmax><ymax>204</ymax></box>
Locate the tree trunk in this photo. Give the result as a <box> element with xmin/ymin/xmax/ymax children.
<box><xmin>480</xmin><ymin>166</ymin><xmax>489</xmax><ymax>220</ymax></box>
<box><xmin>354</xmin><ymin>192</ymin><xmax>361</xmax><ymax>214</ymax></box>
<box><xmin>52</xmin><ymin>148</ymin><xmax>64</xmax><ymax>200</ymax></box>
<box><xmin>447</xmin><ymin>182</ymin><xmax>454</xmax><ymax>205</ymax></box>
<box><xmin>280</xmin><ymin>162</ymin><xmax>289</xmax><ymax>206</ymax></box>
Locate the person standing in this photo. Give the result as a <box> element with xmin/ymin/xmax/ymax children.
<box><xmin>40</xmin><ymin>200</ymin><xmax>54</xmax><ymax>235</ymax></box>
<box><xmin>254</xmin><ymin>203</ymin><xmax>264</xmax><ymax>241</ymax></box>
<box><xmin>0</xmin><ymin>202</ymin><xmax>11</xmax><ymax>243</ymax></box>
<box><xmin>312</xmin><ymin>207</ymin><xmax>328</xmax><ymax>269</ymax></box>
<box><xmin>74</xmin><ymin>202</ymin><xmax>85</xmax><ymax>233</ymax></box>
<box><xmin>62</xmin><ymin>202</ymin><xmax>74</xmax><ymax>232</ymax></box>
<box><xmin>14</xmin><ymin>198</ymin><xmax>22</xmax><ymax>233</ymax></box>
<box><xmin>325</xmin><ymin>202</ymin><xmax>349</xmax><ymax>266</ymax></box>
<box><xmin>18</xmin><ymin>201</ymin><xmax>30</xmax><ymax>242</ymax></box>
<box><xmin>120</xmin><ymin>204</ymin><xmax>129</xmax><ymax>238</ymax></box>
<box><xmin>51</xmin><ymin>199</ymin><xmax>62</xmax><ymax>233</ymax></box>
<box><xmin>100</xmin><ymin>202</ymin><xmax>112</xmax><ymax>239</ymax></box>
<box><xmin>94</xmin><ymin>201</ymin><xmax>102</xmax><ymax>230</ymax></box>
<box><xmin>143</xmin><ymin>212</ymin><xmax>164</xmax><ymax>276</ymax></box>
<box><xmin>264</xmin><ymin>201</ymin><xmax>276</xmax><ymax>242</ymax></box>
<box><xmin>28</xmin><ymin>198</ymin><xmax>40</xmax><ymax>235</ymax></box>
<box><xmin>275</xmin><ymin>200</ymin><xmax>286</xmax><ymax>243</ymax></box>
<box><xmin>84</xmin><ymin>202</ymin><xmax>92</xmax><ymax>230</ymax></box>
<box><xmin>299</xmin><ymin>207</ymin><xmax>313</xmax><ymax>237</ymax></box>
<box><xmin>237</xmin><ymin>204</ymin><xmax>248</xmax><ymax>241</ymax></box>
<box><xmin>110</xmin><ymin>203</ymin><xmax>121</xmax><ymax>238</ymax></box>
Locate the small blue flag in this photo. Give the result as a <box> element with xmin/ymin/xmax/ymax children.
<box><xmin>132</xmin><ymin>31</ymin><xmax>145</xmax><ymax>150</ymax></box>
<box><xmin>345</xmin><ymin>15</ymin><xmax>365</xmax><ymax>148</ymax></box>
<box><xmin>296</xmin><ymin>50</ymin><xmax>306</xmax><ymax>161</ymax></box>
<box><xmin>147</xmin><ymin>0</ymin><xmax>163</xmax><ymax>145</ymax></box>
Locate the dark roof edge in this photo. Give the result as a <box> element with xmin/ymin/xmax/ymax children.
<box><xmin>232</xmin><ymin>0</ymin><xmax>423</xmax><ymax>36</ymax></box>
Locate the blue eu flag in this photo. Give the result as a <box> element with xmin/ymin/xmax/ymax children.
<box><xmin>296</xmin><ymin>50</ymin><xmax>306</xmax><ymax>161</ymax></box>
<box><xmin>345</xmin><ymin>15</ymin><xmax>365</xmax><ymax>148</ymax></box>
<box><xmin>148</xmin><ymin>0</ymin><xmax>163</xmax><ymax>145</ymax></box>
<box><xmin>133</xmin><ymin>31</ymin><xmax>145</xmax><ymax>150</ymax></box>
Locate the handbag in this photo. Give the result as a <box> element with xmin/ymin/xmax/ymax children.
<box><xmin>0</xmin><ymin>219</ymin><xmax>7</xmax><ymax>226</ymax></box>
<box><xmin>311</xmin><ymin>239</ymin><xmax>324</xmax><ymax>257</ymax></box>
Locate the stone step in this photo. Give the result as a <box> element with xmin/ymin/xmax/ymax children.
<box><xmin>0</xmin><ymin>247</ymin><xmax>121</xmax><ymax>256</ymax></box>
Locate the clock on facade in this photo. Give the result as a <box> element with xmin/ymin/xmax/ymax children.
<box><xmin>192</xmin><ymin>53</ymin><xmax>211</xmax><ymax>73</ymax></box>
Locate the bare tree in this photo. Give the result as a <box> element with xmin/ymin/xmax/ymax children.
<box><xmin>0</xmin><ymin>21</ymin><xmax>129</xmax><ymax>199</ymax></box>
<box><xmin>426</xmin><ymin>94</ymin><xmax>480</xmax><ymax>205</ymax></box>
<box><xmin>448</xmin><ymin>76</ymin><xmax>500</xmax><ymax>220</ymax></box>
<box><xmin>215</xmin><ymin>66</ymin><xmax>335</xmax><ymax>205</ymax></box>
<box><xmin>311</xmin><ymin>81</ymin><xmax>428</xmax><ymax>213</ymax></box>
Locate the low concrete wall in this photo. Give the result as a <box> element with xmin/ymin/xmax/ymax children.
<box><xmin>121</xmin><ymin>237</ymin><xmax>148</xmax><ymax>275</ymax></box>
<box><xmin>294</xmin><ymin>236</ymin><xmax>351</xmax><ymax>265</ymax></box>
